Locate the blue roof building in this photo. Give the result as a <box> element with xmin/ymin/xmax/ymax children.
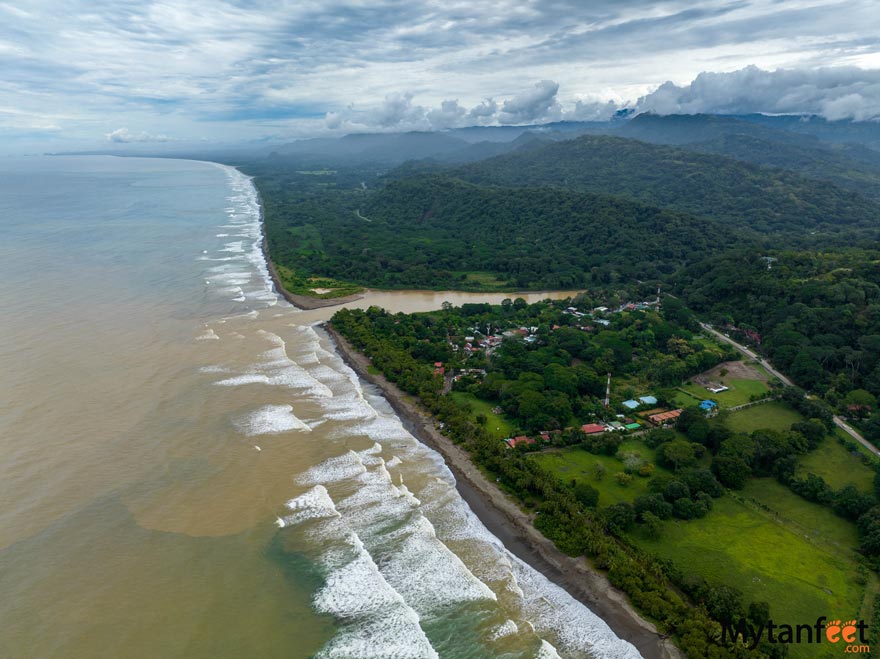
<box><xmin>622</xmin><ymin>399</ymin><xmax>640</xmax><ymax>410</ymax></box>
<box><xmin>639</xmin><ymin>395</ymin><xmax>658</xmax><ymax>405</ymax></box>
<box><xmin>699</xmin><ymin>400</ymin><xmax>718</xmax><ymax>411</ymax></box>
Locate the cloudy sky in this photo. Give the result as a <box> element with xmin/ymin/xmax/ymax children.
<box><xmin>1</xmin><ymin>0</ymin><xmax>880</xmax><ymax>152</ymax></box>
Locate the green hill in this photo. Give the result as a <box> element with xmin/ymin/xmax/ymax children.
<box><xmin>263</xmin><ymin>173</ymin><xmax>747</xmax><ymax>290</ymax></box>
<box><xmin>454</xmin><ymin>134</ymin><xmax>880</xmax><ymax>233</ymax></box>
<box><xmin>615</xmin><ymin>114</ymin><xmax>880</xmax><ymax>200</ymax></box>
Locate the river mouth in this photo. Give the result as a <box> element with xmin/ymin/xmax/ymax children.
<box><xmin>289</xmin><ymin>287</ymin><xmax>581</xmax><ymax>323</ymax></box>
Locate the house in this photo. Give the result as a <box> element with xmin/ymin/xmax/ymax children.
<box><xmin>504</xmin><ymin>435</ymin><xmax>535</xmax><ymax>449</ymax></box>
<box><xmin>648</xmin><ymin>409</ymin><xmax>683</xmax><ymax>426</ymax></box>
<box><xmin>638</xmin><ymin>395</ymin><xmax>658</xmax><ymax>406</ymax></box>
<box><xmin>622</xmin><ymin>399</ymin><xmax>640</xmax><ymax>410</ymax></box>
<box><xmin>433</xmin><ymin>362</ymin><xmax>445</xmax><ymax>376</ymax></box>
<box><xmin>707</xmin><ymin>384</ymin><xmax>729</xmax><ymax>394</ymax></box>
<box><xmin>625</xmin><ymin>422</ymin><xmax>641</xmax><ymax>430</ymax></box>
<box><xmin>581</xmin><ymin>423</ymin><xmax>606</xmax><ymax>435</ymax></box>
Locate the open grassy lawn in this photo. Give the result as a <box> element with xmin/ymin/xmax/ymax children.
<box><xmin>678</xmin><ymin>379</ymin><xmax>770</xmax><ymax>409</ymax></box>
<box><xmin>630</xmin><ymin>494</ymin><xmax>867</xmax><ymax>657</ymax></box>
<box><xmin>797</xmin><ymin>437</ymin><xmax>877</xmax><ymax>494</ymax></box>
<box><xmin>450</xmin><ymin>392</ymin><xmax>517</xmax><ymax>440</ymax></box>
<box><xmin>724</xmin><ymin>401</ymin><xmax>804</xmax><ymax>433</ymax></box>
<box><xmin>741</xmin><ymin>478</ymin><xmax>860</xmax><ymax>550</ymax></box>
<box><xmin>454</xmin><ymin>271</ymin><xmax>510</xmax><ymax>289</ymax></box>
<box><xmin>531</xmin><ymin>440</ymin><xmax>669</xmax><ymax>507</ymax></box>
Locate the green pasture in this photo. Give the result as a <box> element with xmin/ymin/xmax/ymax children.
<box><xmin>531</xmin><ymin>440</ymin><xmax>666</xmax><ymax>507</ymax></box>
<box><xmin>631</xmin><ymin>494</ymin><xmax>867</xmax><ymax>657</ymax></box>
<box><xmin>450</xmin><ymin>392</ymin><xmax>517</xmax><ymax>440</ymax></box>
<box><xmin>677</xmin><ymin>378</ymin><xmax>770</xmax><ymax>409</ymax></box>
<box><xmin>723</xmin><ymin>401</ymin><xmax>804</xmax><ymax>433</ymax></box>
<box><xmin>797</xmin><ymin>437</ymin><xmax>876</xmax><ymax>494</ymax></box>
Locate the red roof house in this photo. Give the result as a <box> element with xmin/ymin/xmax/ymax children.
<box><xmin>504</xmin><ymin>435</ymin><xmax>536</xmax><ymax>448</ymax></box>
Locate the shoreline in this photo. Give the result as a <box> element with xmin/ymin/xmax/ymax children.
<box><xmin>246</xmin><ymin>165</ymin><xmax>675</xmax><ymax>656</ymax></box>
<box><xmin>256</xmin><ymin>196</ymin><xmax>365</xmax><ymax>310</ymax></box>
<box><xmin>322</xmin><ymin>322</ymin><xmax>680</xmax><ymax>659</ymax></box>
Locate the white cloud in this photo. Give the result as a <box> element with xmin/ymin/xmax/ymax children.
<box><xmin>427</xmin><ymin>99</ymin><xmax>467</xmax><ymax>129</ymax></box>
<box><xmin>499</xmin><ymin>80</ymin><xmax>562</xmax><ymax>123</ymax></box>
<box><xmin>635</xmin><ymin>65</ymin><xmax>880</xmax><ymax>120</ymax></box>
<box><xmin>106</xmin><ymin>127</ymin><xmax>171</xmax><ymax>143</ymax></box>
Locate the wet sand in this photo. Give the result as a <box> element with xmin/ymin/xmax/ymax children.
<box><xmin>323</xmin><ymin>324</ymin><xmax>682</xmax><ymax>659</ymax></box>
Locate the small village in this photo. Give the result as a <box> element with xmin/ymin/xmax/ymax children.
<box><xmin>428</xmin><ymin>294</ymin><xmax>726</xmax><ymax>451</ymax></box>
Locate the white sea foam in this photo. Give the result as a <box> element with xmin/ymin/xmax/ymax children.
<box><xmin>314</xmin><ymin>611</ymin><xmax>439</xmax><ymax>659</ymax></box>
<box><xmin>489</xmin><ymin>619</ymin><xmax>519</xmax><ymax>640</ymax></box>
<box><xmin>296</xmin><ymin>451</ymin><xmax>368</xmax><ymax>486</ymax></box>
<box><xmin>535</xmin><ymin>640</ymin><xmax>564</xmax><ymax>659</ymax></box>
<box><xmin>282</xmin><ymin>485</ymin><xmax>341</xmax><ymax>525</ymax></box>
<box><xmin>213</xmin><ymin>330</ymin><xmax>334</xmax><ymax>397</ymax></box>
<box><xmin>277</xmin><ymin>480</ymin><xmax>438</xmax><ymax>659</ymax></box>
<box><xmin>195</xmin><ymin>328</ymin><xmax>219</xmax><ymax>341</ymax></box>
<box><xmin>372</xmin><ymin>513</ymin><xmax>498</xmax><ymax>612</ymax></box>
<box><xmin>198</xmin><ymin>365</ymin><xmax>228</xmax><ymax>374</ymax></box>
<box><xmin>510</xmin><ymin>556</ymin><xmax>642</xmax><ymax>659</ymax></box>
<box><xmin>207</xmin><ymin>164</ymin><xmax>278</xmax><ymax>307</ymax></box>
<box><xmin>234</xmin><ymin>404</ymin><xmax>310</xmax><ymax>435</ymax></box>
<box><xmin>313</xmin><ymin>549</ymin><xmax>407</xmax><ymax>618</ymax></box>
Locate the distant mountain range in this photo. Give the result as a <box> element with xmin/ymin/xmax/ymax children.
<box><xmin>256</xmin><ymin>112</ymin><xmax>880</xmax><ymax>168</ymax></box>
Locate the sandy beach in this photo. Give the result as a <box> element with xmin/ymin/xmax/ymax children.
<box><xmin>322</xmin><ymin>323</ymin><xmax>681</xmax><ymax>659</ymax></box>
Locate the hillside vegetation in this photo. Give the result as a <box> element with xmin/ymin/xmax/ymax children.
<box><xmin>455</xmin><ymin>134</ymin><xmax>880</xmax><ymax>234</ymax></box>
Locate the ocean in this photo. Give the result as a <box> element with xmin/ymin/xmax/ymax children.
<box><xmin>0</xmin><ymin>156</ymin><xmax>641</xmax><ymax>659</ymax></box>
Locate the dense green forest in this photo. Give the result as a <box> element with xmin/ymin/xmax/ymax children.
<box><xmin>455</xmin><ymin>134</ymin><xmax>880</xmax><ymax>235</ymax></box>
<box><xmin>331</xmin><ymin>299</ymin><xmax>880</xmax><ymax>658</ymax></box>
<box><xmin>244</xmin><ymin>163</ymin><xmax>751</xmax><ymax>289</ymax></box>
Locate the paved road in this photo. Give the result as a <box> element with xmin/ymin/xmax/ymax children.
<box><xmin>700</xmin><ymin>323</ymin><xmax>880</xmax><ymax>457</ymax></box>
<box><xmin>699</xmin><ymin>323</ymin><xmax>794</xmax><ymax>386</ymax></box>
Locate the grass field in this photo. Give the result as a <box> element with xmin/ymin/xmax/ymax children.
<box><xmin>531</xmin><ymin>440</ymin><xmax>669</xmax><ymax>507</ymax></box>
<box><xmin>274</xmin><ymin>264</ymin><xmax>363</xmax><ymax>298</ymax></box>
<box><xmin>630</xmin><ymin>494</ymin><xmax>867</xmax><ymax>657</ymax></box>
<box><xmin>724</xmin><ymin>401</ymin><xmax>804</xmax><ymax>433</ymax></box>
<box><xmin>454</xmin><ymin>271</ymin><xmax>510</xmax><ymax>290</ymax></box>
<box><xmin>677</xmin><ymin>379</ymin><xmax>770</xmax><ymax>409</ymax></box>
<box><xmin>741</xmin><ymin>478</ymin><xmax>860</xmax><ymax>550</ymax></box>
<box><xmin>798</xmin><ymin>437</ymin><xmax>877</xmax><ymax>494</ymax></box>
<box><xmin>450</xmin><ymin>392</ymin><xmax>516</xmax><ymax>440</ymax></box>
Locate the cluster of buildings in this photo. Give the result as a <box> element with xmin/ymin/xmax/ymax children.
<box><xmin>452</xmin><ymin>329</ymin><xmax>508</xmax><ymax>356</ymax></box>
